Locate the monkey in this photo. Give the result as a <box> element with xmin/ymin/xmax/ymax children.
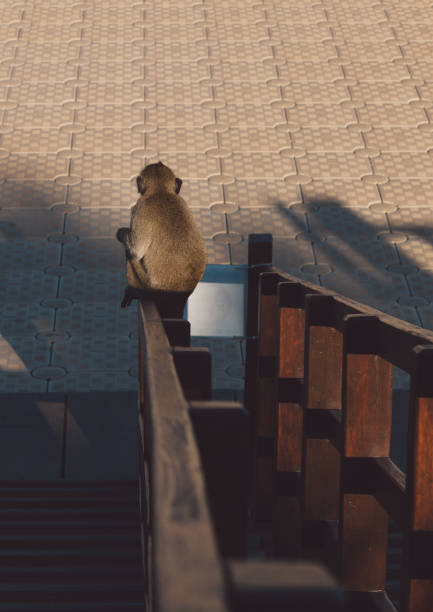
<box><xmin>116</xmin><ymin>162</ymin><xmax>207</xmax><ymax>315</ymax></box>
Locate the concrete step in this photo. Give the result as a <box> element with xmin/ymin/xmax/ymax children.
<box><xmin>0</xmin><ymin>604</ymin><xmax>145</xmax><ymax>611</ymax></box>
<box><xmin>0</xmin><ymin>480</ymin><xmax>145</xmax><ymax>609</ymax></box>
<box><xmin>0</xmin><ymin>583</ymin><xmax>145</xmax><ymax>603</ymax></box>
<box><xmin>0</xmin><ymin>533</ymin><xmax>141</xmax><ymax>549</ymax></box>
<box><xmin>0</xmin><ymin>521</ymin><xmax>141</xmax><ymax>535</ymax></box>
<box><xmin>0</xmin><ymin>549</ymin><xmax>142</xmax><ymax>567</ymax></box>
<box><xmin>0</xmin><ymin>566</ymin><xmax>144</xmax><ymax>584</ymax></box>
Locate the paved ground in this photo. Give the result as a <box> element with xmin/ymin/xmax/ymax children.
<box><xmin>0</xmin><ymin>0</ymin><xmax>432</xmax><ymax>393</ymax></box>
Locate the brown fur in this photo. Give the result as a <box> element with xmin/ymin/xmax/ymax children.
<box><xmin>120</xmin><ymin>162</ymin><xmax>206</xmax><ymax>293</ymax></box>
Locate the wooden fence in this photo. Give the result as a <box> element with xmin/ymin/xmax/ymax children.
<box><xmin>137</xmin><ymin>294</ymin><xmax>344</xmax><ymax>611</ymax></box>
<box><xmin>246</xmin><ymin>233</ymin><xmax>433</xmax><ymax>612</ymax></box>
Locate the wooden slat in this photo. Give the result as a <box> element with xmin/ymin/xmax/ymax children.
<box><xmin>254</xmin><ymin>273</ymin><xmax>278</xmax><ymax>521</ymax></box>
<box><xmin>273</xmin><ymin>282</ymin><xmax>305</xmax><ymax>556</ymax></box>
<box><xmin>343</xmin><ymin>316</ymin><xmax>393</xmax><ymax>458</ymax></box>
<box><xmin>341</xmin><ymin>494</ymin><xmax>388</xmax><ymax>591</ymax></box>
<box><xmin>138</xmin><ymin>299</ymin><xmax>229</xmax><ymax>612</ymax></box>
<box><xmin>301</xmin><ymin>294</ymin><xmax>343</xmax><ymax>563</ymax></box>
<box><xmin>189</xmin><ymin>401</ymin><xmax>249</xmax><ymax>557</ymax></box>
<box><xmin>402</xmin><ymin>345</ymin><xmax>433</xmax><ymax>611</ymax></box>
<box><xmin>340</xmin><ymin>315</ymin><xmax>393</xmax><ymax>594</ymax></box>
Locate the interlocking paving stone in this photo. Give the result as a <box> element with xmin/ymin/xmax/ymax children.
<box><xmin>227</xmin><ymin>207</ymin><xmax>306</xmax><ymax>238</ymax></box>
<box><xmin>52</xmin><ymin>335</ymin><xmax>137</xmax><ymax>372</ymax></box>
<box><xmin>59</xmin><ymin>270</ymin><xmax>127</xmax><ymax>304</ymax></box>
<box><xmin>3</xmin><ymin>0</ymin><xmax>433</xmax><ymax>393</ymax></box>
<box><xmin>0</xmin><ymin>271</ymin><xmax>57</xmax><ymax>304</ymax></box>
<box><xmin>0</xmin><ymin>335</ymin><xmax>50</xmax><ymax>373</ymax></box>
<box><xmin>0</xmin><ymin>303</ymin><xmax>54</xmax><ymax>336</ymax></box>
<box><xmin>3</xmin><ymin>103</ymin><xmax>73</xmax><ymax>127</ymax></box>
<box><xmin>0</xmin><ymin>239</ymin><xmax>60</xmax><ymax>270</ymax></box>
<box><xmin>62</xmin><ymin>238</ymin><xmax>124</xmax><ymax>270</ymax></box>
<box><xmin>0</xmin><ymin>209</ymin><xmax>63</xmax><ymax>238</ymax></box>
<box><xmin>65</xmin><ymin>207</ymin><xmax>131</xmax><ymax>238</ymax></box>
<box><xmin>55</xmin><ymin>303</ymin><xmax>136</xmax><ymax>337</ymax></box>
<box><xmin>0</xmin><ymin>180</ymin><xmax>67</xmax><ymax>208</ymax></box>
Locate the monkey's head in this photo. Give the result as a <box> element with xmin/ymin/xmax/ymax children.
<box><xmin>136</xmin><ymin>161</ymin><xmax>182</xmax><ymax>196</ymax></box>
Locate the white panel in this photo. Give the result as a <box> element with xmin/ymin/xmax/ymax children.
<box><xmin>188</xmin><ymin>282</ymin><xmax>244</xmax><ymax>337</ymax></box>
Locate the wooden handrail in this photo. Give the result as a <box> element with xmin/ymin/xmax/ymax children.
<box><xmin>246</xmin><ymin>233</ymin><xmax>433</xmax><ymax>612</ymax></box>
<box><xmin>137</xmin><ymin>299</ymin><xmax>229</xmax><ymax>612</ymax></box>
<box><xmin>137</xmin><ymin>292</ymin><xmax>345</xmax><ymax>611</ymax></box>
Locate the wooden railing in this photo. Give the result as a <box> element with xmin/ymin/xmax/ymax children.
<box><xmin>246</xmin><ymin>233</ymin><xmax>433</xmax><ymax>612</ymax></box>
<box><xmin>137</xmin><ymin>295</ymin><xmax>344</xmax><ymax>611</ymax></box>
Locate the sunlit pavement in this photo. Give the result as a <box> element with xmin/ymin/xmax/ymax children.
<box><xmin>0</xmin><ymin>1</ymin><xmax>432</xmax><ymax>393</ymax></box>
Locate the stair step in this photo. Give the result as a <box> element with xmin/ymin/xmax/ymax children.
<box><xmin>0</xmin><ymin>549</ymin><xmax>142</xmax><ymax>566</ymax></box>
<box><xmin>0</xmin><ymin>603</ymin><xmax>145</xmax><ymax>611</ymax></box>
<box><xmin>0</xmin><ymin>583</ymin><xmax>145</xmax><ymax>603</ymax></box>
<box><xmin>0</xmin><ymin>522</ymin><xmax>141</xmax><ymax>535</ymax></box>
<box><xmin>0</xmin><ymin>482</ymin><xmax>138</xmax><ymax>499</ymax></box>
<box><xmin>0</xmin><ymin>492</ymin><xmax>138</xmax><ymax>511</ymax></box>
<box><xmin>0</xmin><ymin>566</ymin><xmax>144</xmax><ymax>584</ymax></box>
<box><xmin>0</xmin><ymin>509</ymin><xmax>139</xmax><ymax>520</ymax></box>
<box><xmin>0</xmin><ymin>534</ymin><xmax>141</xmax><ymax>550</ymax></box>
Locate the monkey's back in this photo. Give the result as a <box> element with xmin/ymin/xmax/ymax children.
<box><xmin>135</xmin><ymin>192</ymin><xmax>206</xmax><ymax>292</ymax></box>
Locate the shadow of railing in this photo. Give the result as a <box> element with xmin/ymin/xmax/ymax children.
<box><xmin>245</xmin><ymin>232</ymin><xmax>433</xmax><ymax>612</ymax></box>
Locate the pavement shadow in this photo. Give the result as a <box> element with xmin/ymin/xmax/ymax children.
<box><xmin>0</xmin><ymin>192</ymin><xmax>69</xmax><ymax>391</ymax></box>
<box><xmin>273</xmin><ymin>196</ymin><xmax>432</xmax><ymax>472</ymax></box>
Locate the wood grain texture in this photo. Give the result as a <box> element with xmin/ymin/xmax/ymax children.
<box><xmin>304</xmin><ymin>439</ymin><xmax>340</xmax><ymax>521</ymax></box>
<box><xmin>138</xmin><ymin>299</ymin><xmax>229</xmax><ymax>612</ymax></box>
<box><xmin>278</xmin><ymin>308</ymin><xmax>305</xmax><ymax>378</ymax></box>
<box><xmin>411</xmin><ymin>397</ymin><xmax>433</xmax><ymax>531</ymax></box>
<box><xmin>340</xmin><ymin>494</ymin><xmax>388</xmax><ymax>591</ymax></box>
<box><xmin>408</xmin><ymin>579</ymin><xmax>433</xmax><ymax>612</ymax></box>
<box><xmin>277</xmin><ymin>402</ymin><xmax>302</xmax><ymax>472</ymax></box>
<box><xmin>343</xmin><ymin>354</ymin><xmax>393</xmax><ymax>457</ymax></box>
<box><xmin>306</xmin><ymin>326</ymin><xmax>343</xmax><ymax>411</ymax></box>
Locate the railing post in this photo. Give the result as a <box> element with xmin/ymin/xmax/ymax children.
<box><xmin>245</xmin><ymin>234</ymin><xmax>273</xmax><ymax>506</ymax></box>
<box><xmin>190</xmin><ymin>401</ymin><xmax>249</xmax><ymax>558</ymax></box>
<box><xmin>172</xmin><ymin>346</ymin><xmax>212</xmax><ymax>401</ymax></box>
<box><xmin>301</xmin><ymin>294</ymin><xmax>342</xmax><ymax>567</ymax></box>
<box><xmin>403</xmin><ymin>345</ymin><xmax>433</xmax><ymax>612</ymax></box>
<box><xmin>272</xmin><ymin>282</ymin><xmax>305</xmax><ymax>556</ymax></box>
<box><xmin>162</xmin><ymin>319</ymin><xmax>191</xmax><ymax>347</ymax></box>
<box><xmin>340</xmin><ymin>314</ymin><xmax>393</xmax><ymax>596</ymax></box>
<box><xmin>253</xmin><ymin>272</ymin><xmax>279</xmax><ymax>521</ymax></box>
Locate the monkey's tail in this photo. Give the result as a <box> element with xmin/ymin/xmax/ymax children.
<box><xmin>128</xmin><ymin>257</ymin><xmax>149</xmax><ymax>288</ymax></box>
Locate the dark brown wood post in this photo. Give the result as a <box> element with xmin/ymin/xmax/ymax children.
<box><xmin>190</xmin><ymin>401</ymin><xmax>249</xmax><ymax>558</ymax></box>
<box><xmin>172</xmin><ymin>346</ymin><xmax>212</xmax><ymax>401</ymax></box>
<box><xmin>402</xmin><ymin>345</ymin><xmax>433</xmax><ymax>612</ymax></box>
<box><xmin>245</xmin><ymin>234</ymin><xmax>273</xmax><ymax>503</ymax></box>
<box><xmin>272</xmin><ymin>281</ymin><xmax>305</xmax><ymax>556</ymax></box>
<box><xmin>340</xmin><ymin>314</ymin><xmax>393</xmax><ymax>596</ymax></box>
<box><xmin>301</xmin><ymin>294</ymin><xmax>342</xmax><ymax>567</ymax></box>
<box><xmin>162</xmin><ymin>319</ymin><xmax>191</xmax><ymax>347</ymax></box>
<box><xmin>253</xmin><ymin>271</ymin><xmax>279</xmax><ymax>521</ymax></box>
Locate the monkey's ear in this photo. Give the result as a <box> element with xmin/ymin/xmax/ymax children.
<box><xmin>136</xmin><ymin>176</ymin><xmax>146</xmax><ymax>194</ymax></box>
<box><xmin>175</xmin><ymin>177</ymin><xmax>182</xmax><ymax>194</ymax></box>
